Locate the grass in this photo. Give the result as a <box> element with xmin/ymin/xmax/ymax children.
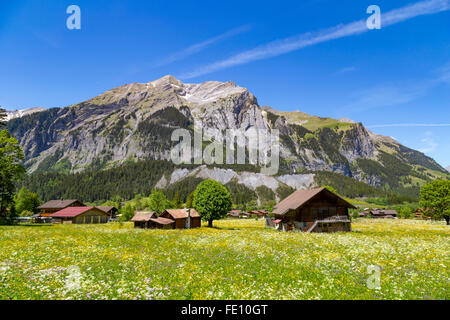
<box><xmin>0</xmin><ymin>219</ymin><xmax>448</xmax><ymax>300</ymax></box>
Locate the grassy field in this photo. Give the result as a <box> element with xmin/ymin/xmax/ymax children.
<box><xmin>0</xmin><ymin>219</ymin><xmax>448</xmax><ymax>300</ymax></box>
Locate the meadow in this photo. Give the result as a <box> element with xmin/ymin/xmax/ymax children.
<box><xmin>0</xmin><ymin>219</ymin><xmax>448</xmax><ymax>300</ymax></box>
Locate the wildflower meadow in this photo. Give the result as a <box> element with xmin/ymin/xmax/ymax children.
<box><xmin>0</xmin><ymin>219</ymin><xmax>448</xmax><ymax>300</ymax></box>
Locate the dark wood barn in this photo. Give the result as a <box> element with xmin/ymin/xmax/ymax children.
<box><xmin>49</xmin><ymin>207</ymin><xmax>108</xmax><ymax>224</ymax></box>
<box><xmin>270</xmin><ymin>187</ymin><xmax>355</xmax><ymax>233</ymax></box>
<box><xmin>131</xmin><ymin>211</ymin><xmax>157</xmax><ymax>228</ymax></box>
<box><xmin>159</xmin><ymin>209</ymin><xmax>201</xmax><ymax>229</ymax></box>
<box><xmin>38</xmin><ymin>200</ymin><xmax>85</xmax><ymax>217</ymax></box>
<box><xmin>97</xmin><ymin>206</ymin><xmax>118</xmax><ymax>219</ymax></box>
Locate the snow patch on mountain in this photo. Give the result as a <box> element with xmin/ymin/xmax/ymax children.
<box><xmin>6</xmin><ymin>107</ymin><xmax>46</xmax><ymax>121</ymax></box>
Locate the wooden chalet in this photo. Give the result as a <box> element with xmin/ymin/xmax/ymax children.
<box><xmin>227</xmin><ymin>209</ymin><xmax>242</xmax><ymax>218</ymax></box>
<box><xmin>49</xmin><ymin>207</ymin><xmax>108</xmax><ymax>224</ymax></box>
<box><xmin>370</xmin><ymin>209</ymin><xmax>398</xmax><ymax>219</ymax></box>
<box><xmin>131</xmin><ymin>211</ymin><xmax>157</xmax><ymax>228</ymax></box>
<box><xmin>97</xmin><ymin>206</ymin><xmax>118</xmax><ymax>219</ymax></box>
<box><xmin>38</xmin><ymin>200</ymin><xmax>85</xmax><ymax>217</ymax></box>
<box><xmin>249</xmin><ymin>209</ymin><xmax>269</xmax><ymax>218</ymax></box>
<box><xmin>159</xmin><ymin>209</ymin><xmax>201</xmax><ymax>229</ymax></box>
<box><xmin>269</xmin><ymin>187</ymin><xmax>355</xmax><ymax>233</ymax></box>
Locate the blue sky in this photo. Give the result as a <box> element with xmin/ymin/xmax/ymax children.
<box><xmin>1</xmin><ymin>0</ymin><xmax>449</xmax><ymax>168</ymax></box>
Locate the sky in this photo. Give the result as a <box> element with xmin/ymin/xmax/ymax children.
<box><xmin>0</xmin><ymin>0</ymin><xmax>449</xmax><ymax>168</ymax></box>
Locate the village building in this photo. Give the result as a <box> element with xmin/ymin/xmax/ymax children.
<box><xmin>227</xmin><ymin>209</ymin><xmax>242</xmax><ymax>218</ymax></box>
<box><xmin>370</xmin><ymin>209</ymin><xmax>398</xmax><ymax>219</ymax></box>
<box><xmin>49</xmin><ymin>207</ymin><xmax>109</xmax><ymax>224</ymax></box>
<box><xmin>268</xmin><ymin>187</ymin><xmax>355</xmax><ymax>233</ymax></box>
<box><xmin>249</xmin><ymin>209</ymin><xmax>269</xmax><ymax>218</ymax></box>
<box><xmin>358</xmin><ymin>211</ymin><xmax>370</xmax><ymax>218</ymax></box>
<box><xmin>37</xmin><ymin>200</ymin><xmax>85</xmax><ymax>217</ymax></box>
<box><xmin>131</xmin><ymin>211</ymin><xmax>176</xmax><ymax>229</ymax></box>
<box><xmin>96</xmin><ymin>206</ymin><xmax>118</xmax><ymax>219</ymax></box>
<box><xmin>159</xmin><ymin>208</ymin><xmax>201</xmax><ymax>229</ymax></box>
<box><xmin>131</xmin><ymin>211</ymin><xmax>157</xmax><ymax>228</ymax></box>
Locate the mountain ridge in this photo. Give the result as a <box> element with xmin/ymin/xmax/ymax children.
<box><xmin>7</xmin><ymin>75</ymin><xmax>449</xmax><ymax>200</ymax></box>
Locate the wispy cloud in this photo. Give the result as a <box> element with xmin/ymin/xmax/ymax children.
<box><xmin>418</xmin><ymin>131</ymin><xmax>438</xmax><ymax>153</ymax></box>
<box><xmin>154</xmin><ymin>25</ymin><xmax>252</xmax><ymax>67</ymax></box>
<box><xmin>335</xmin><ymin>66</ymin><xmax>356</xmax><ymax>74</ymax></box>
<box><xmin>342</xmin><ymin>59</ymin><xmax>450</xmax><ymax>114</ymax></box>
<box><xmin>342</xmin><ymin>82</ymin><xmax>430</xmax><ymax>113</ymax></box>
<box><xmin>180</xmin><ymin>0</ymin><xmax>450</xmax><ymax>79</ymax></box>
<box><xmin>368</xmin><ymin>123</ymin><xmax>450</xmax><ymax>128</ymax></box>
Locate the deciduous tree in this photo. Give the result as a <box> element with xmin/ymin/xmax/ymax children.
<box><xmin>0</xmin><ymin>129</ymin><xmax>25</xmax><ymax>219</ymax></box>
<box><xmin>420</xmin><ymin>179</ymin><xmax>450</xmax><ymax>225</ymax></box>
<box><xmin>193</xmin><ymin>179</ymin><xmax>232</xmax><ymax>227</ymax></box>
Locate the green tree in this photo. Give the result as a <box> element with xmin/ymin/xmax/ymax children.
<box><xmin>20</xmin><ymin>210</ymin><xmax>34</xmax><ymax>217</ymax></box>
<box><xmin>399</xmin><ymin>207</ymin><xmax>413</xmax><ymax>219</ymax></box>
<box><xmin>173</xmin><ymin>191</ymin><xmax>182</xmax><ymax>209</ymax></box>
<box><xmin>185</xmin><ymin>191</ymin><xmax>194</xmax><ymax>208</ymax></box>
<box><xmin>419</xmin><ymin>180</ymin><xmax>450</xmax><ymax>225</ymax></box>
<box><xmin>0</xmin><ymin>107</ymin><xmax>6</xmax><ymax>127</ymax></box>
<box><xmin>147</xmin><ymin>189</ymin><xmax>169</xmax><ymax>214</ymax></box>
<box><xmin>120</xmin><ymin>203</ymin><xmax>135</xmax><ymax>221</ymax></box>
<box><xmin>14</xmin><ymin>186</ymin><xmax>40</xmax><ymax>215</ymax></box>
<box><xmin>0</xmin><ymin>129</ymin><xmax>26</xmax><ymax>219</ymax></box>
<box><xmin>193</xmin><ymin>179</ymin><xmax>232</xmax><ymax>227</ymax></box>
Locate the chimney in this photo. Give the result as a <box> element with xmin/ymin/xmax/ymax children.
<box><xmin>186</xmin><ymin>208</ymin><xmax>191</xmax><ymax>229</ymax></box>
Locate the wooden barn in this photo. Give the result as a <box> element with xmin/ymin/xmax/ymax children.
<box><xmin>370</xmin><ymin>209</ymin><xmax>398</xmax><ymax>219</ymax></box>
<box><xmin>131</xmin><ymin>211</ymin><xmax>157</xmax><ymax>228</ymax></box>
<box><xmin>49</xmin><ymin>207</ymin><xmax>108</xmax><ymax>224</ymax></box>
<box><xmin>249</xmin><ymin>209</ymin><xmax>269</xmax><ymax>218</ymax></box>
<box><xmin>97</xmin><ymin>206</ymin><xmax>118</xmax><ymax>219</ymax></box>
<box><xmin>269</xmin><ymin>187</ymin><xmax>355</xmax><ymax>233</ymax></box>
<box><xmin>159</xmin><ymin>208</ymin><xmax>201</xmax><ymax>229</ymax></box>
<box><xmin>227</xmin><ymin>209</ymin><xmax>242</xmax><ymax>218</ymax></box>
<box><xmin>38</xmin><ymin>200</ymin><xmax>85</xmax><ymax>217</ymax></box>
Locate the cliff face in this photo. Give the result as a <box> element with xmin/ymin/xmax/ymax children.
<box><xmin>7</xmin><ymin>75</ymin><xmax>449</xmax><ymax>191</ymax></box>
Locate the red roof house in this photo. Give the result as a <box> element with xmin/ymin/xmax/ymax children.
<box><xmin>50</xmin><ymin>207</ymin><xmax>108</xmax><ymax>224</ymax></box>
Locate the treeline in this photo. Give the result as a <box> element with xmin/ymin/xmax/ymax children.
<box><xmin>17</xmin><ymin>160</ymin><xmax>266</xmax><ymax>205</ymax></box>
<box><xmin>314</xmin><ymin>171</ymin><xmax>419</xmax><ymax>203</ymax></box>
<box><xmin>18</xmin><ymin>160</ymin><xmax>178</xmax><ymax>203</ymax></box>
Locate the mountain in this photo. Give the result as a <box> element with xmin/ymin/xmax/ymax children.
<box><xmin>7</xmin><ymin>75</ymin><xmax>449</xmax><ymax>202</ymax></box>
<box><xmin>5</xmin><ymin>107</ymin><xmax>46</xmax><ymax>121</ymax></box>
<box><xmin>447</xmin><ymin>166</ymin><xmax>450</xmax><ymax>172</ymax></box>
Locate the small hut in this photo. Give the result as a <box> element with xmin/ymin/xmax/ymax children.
<box><xmin>131</xmin><ymin>211</ymin><xmax>156</xmax><ymax>229</ymax></box>
<box><xmin>270</xmin><ymin>187</ymin><xmax>355</xmax><ymax>233</ymax></box>
<box><xmin>159</xmin><ymin>209</ymin><xmax>201</xmax><ymax>229</ymax></box>
<box><xmin>369</xmin><ymin>209</ymin><xmax>398</xmax><ymax>219</ymax></box>
<box><xmin>227</xmin><ymin>209</ymin><xmax>242</xmax><ymax>219</ymax></box>
<box><xmin>148</xmin><ymin>217</ymin><xmax>175</xmax><ymax>229</ymax></box>
<box><xmin>96</xmin><ymin>206</ymin><xmax>118</xmax><ymax>219</ymax></box>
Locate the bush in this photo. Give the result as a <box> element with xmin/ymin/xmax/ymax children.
<box><xmin>19</xmin><ymin>210</ymin><xmax>34</xmax><ymax>217</ymax></box>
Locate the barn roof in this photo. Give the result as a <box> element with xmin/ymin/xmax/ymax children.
<box><xmin>131</xmin><ymin>211</ymin><xmax>156</xmax><ymax>222</ymax></box>
<box><xmin>49</xmin><ymin>207</ymin><xmax>106</xmax><ymax>218</ymax></box>
<box><xmin>163</xmin><ymin>209</ymin><xmax>200</xmax><ymax>219</ymax></box>
<box><xmin>272</xmin><ymin>187</ymin><xmax>356</xmax><ymax>215</ymax></box>
<box><xmin>150</xmin><ymin>217</ymin><xmax>175</xmax><ymax>225</ymax></box>
<box><xmin>96</xmin><ymin>206</ymin><xmax>118</xmax><ymax>214</ymax></box>
<box><xmin>38</xmin><ymin>199</ymin><xmax>84</xmax><ymax>209</ymax></box>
